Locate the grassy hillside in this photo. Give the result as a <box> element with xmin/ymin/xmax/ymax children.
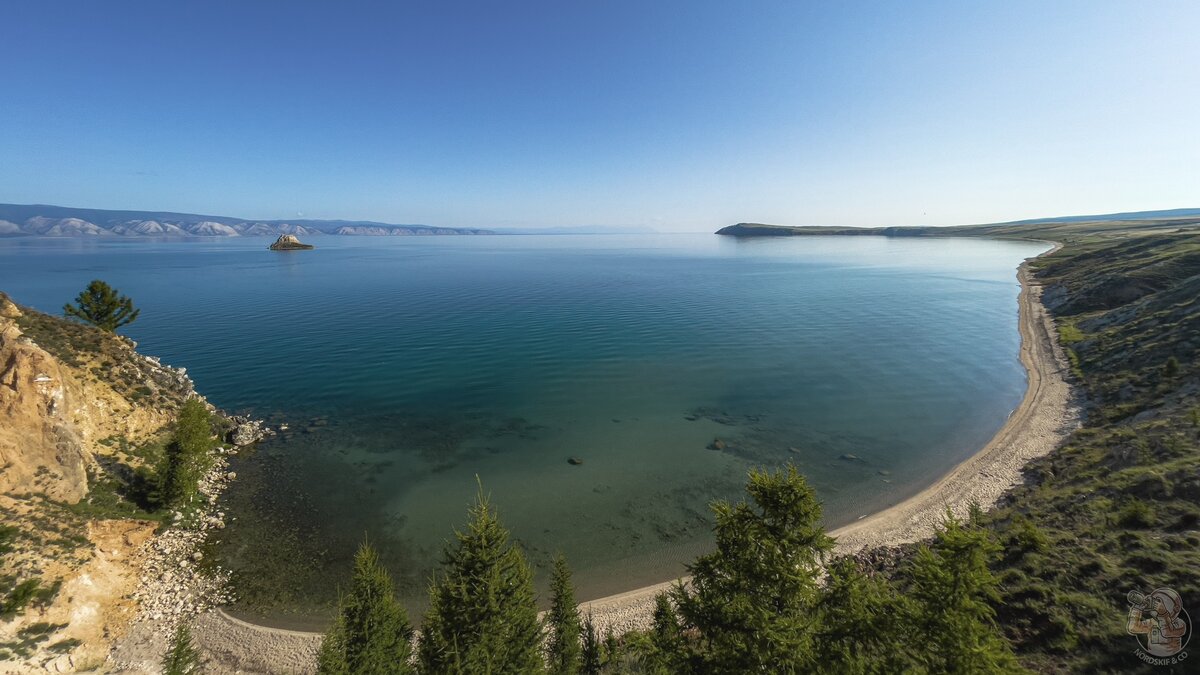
<box><xmin>717</xmin><ymin>220</ymin><xmax>1199</xmax><ymax>671</ymax></box>
<box><xmin>717</xmin><ymin>216</ymin><xmax>1200</xmax><ymax>243</ymax></box>
<box><xmin>979</xmin><ymin>232</ymin><xmax>1200</xmax><ymax>673</ymax></box>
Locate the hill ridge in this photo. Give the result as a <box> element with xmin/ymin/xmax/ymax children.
<box><xmin>0</xmin><ymin>202</ymin><xmax>494</xmax><ymax>238</ymax></box>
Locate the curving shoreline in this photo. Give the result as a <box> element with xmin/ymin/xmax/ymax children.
<box><xmin>578</xmin><ymin>246</ymin><xmax>1081</xmax><ymax>635</ymax></box>
<box><xmin>188</xmin><ymin>246</ymin><xmax>1081</xmax><ymax>672</ymax></box>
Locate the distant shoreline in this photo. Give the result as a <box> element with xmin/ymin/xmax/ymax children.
<box><xmin>185</xmin><ymin>243</ymin><xmax>1081</xmax><ymax>672</ymax></box>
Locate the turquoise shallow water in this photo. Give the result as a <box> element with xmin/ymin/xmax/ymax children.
<box><xmin>0</xmin><ymin>233</ymin><xmax>1047</xmax><ymax>624</ymax></box>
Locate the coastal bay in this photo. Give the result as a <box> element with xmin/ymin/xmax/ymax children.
<box><xmin>0</xmin><ymin>233</ymin><xmax>1048</xmax><ymax>627</ymax></box>
<box><xmin>133</xmin><ymin>238</ymin><xmax>1078</xmax><ymax>673</ymax></box>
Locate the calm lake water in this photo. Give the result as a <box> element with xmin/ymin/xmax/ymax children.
<box><xmin>0</xmin><ymin>233</ymin><xmax>1047</xmax><ymax>624</ymax></box>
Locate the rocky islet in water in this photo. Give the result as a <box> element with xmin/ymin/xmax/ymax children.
<box><xmin>269</xmin><ymin>234</ymin><xmax>315</xmax><ymax>250</ymax></box>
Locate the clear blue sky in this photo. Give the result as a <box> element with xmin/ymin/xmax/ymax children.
<box><xmin>2</xmin><ymin>1</ymin><xmax>1196</xmax><ymax>231</ymax></box>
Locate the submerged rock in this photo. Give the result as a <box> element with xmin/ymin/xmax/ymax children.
<box><xmin>707</xmin><ymin>438</ymin><xmax>727</xmax><ymax>451</ymax></box>
<box><xmin>269</xmin><ymin>234</ymin><xmax>315</xmax><ymax>250</ymax></box>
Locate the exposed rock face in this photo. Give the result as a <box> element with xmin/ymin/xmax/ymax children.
<box><xmin>0</xmin><ymin>295</ymin><xmax>194</xmax><ymax>503</ymax></box>
<box><xmin>0</xmin><ymin>299</ymin><xmax>90</xmax><ymax>502</ymax></box>
<box><xmin>268</xmin><ymin>233</ymin><xmax>315</xmax><ymax>250</ymax></box>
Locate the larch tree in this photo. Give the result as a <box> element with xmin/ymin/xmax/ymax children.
<box><xmin>154</xmin><ymin>399</ymin><xmax>215</xmax><ymax>509</ymax></box>
<box><xmin>316</xmin><ymin>540</ymin><xmax>414</xmax><ymax>674</ymax></box>
<box><xmin>547</xmin><ymin>553</ymin><xmax>583</xmax><ymax>675</ymax></box>
<box><xmin>812</xmin><ymin>557</ymin><xmax>917</xmax><ymax>673</ymax></box>
<box><xmin>641</xmin><ymin>592</ymin><xmax>686</xmax><ymax>674</ymax></box>
<box><xmin>908</xmin><ymin>512</ymin><xmax>1023</xmax><ymax>674</ymax></box>
<box><xmin>670</xmin><ymin>464</ymin><xmax>834</xmax><ymax>673</ymax></box>
<box><xmin>580</xmin><ymin>612</ymin><xmax>602</xmax><ymax>675</ymax></box>
<box><xmin>418</xmin><ymin>485</ymin><xmax>544</xmax><ymax>674</ymax></box>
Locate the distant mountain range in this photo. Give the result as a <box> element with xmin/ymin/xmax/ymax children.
<box><xmin>0</xmin><ymin>203</ymin><xmax>494</xmax><ymax>237</ymax></box>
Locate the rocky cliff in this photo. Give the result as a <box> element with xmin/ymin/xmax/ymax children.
<box><xmin>0</xmin><ymin>293</ymin><xmax>205</xmax><ymax>671</ymax></box>
<box><xmin>0</xmin><ymin>295</ymin><xmax>194</xmax><ymax>503</ymax></box>
<box><xmin>0</xmin><ymin>297</ymin><xmax>89</xmax><ymax>503</ymax></box>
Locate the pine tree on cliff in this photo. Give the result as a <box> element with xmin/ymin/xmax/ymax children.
<box><xmin>547</xmin><ymin>553</ymin><xmax>583</xmax><ymax>675</ymax></box>
<box><xmin>418</xmin><ymin>485</ymin><xmax>544</xmax><ymax>674</ymax></box>
<box><xmin>161</xmin><ymin>623</ymin><xmax>202</xmax><ymax>675</ymax></box>
<box><xmin>62</xmin><ymin>279</ymin><xmax>139</xmax><ymax>332</ymax></box>
<box><xmin>908</xmin><ymin>512</ymin><xmax>1021</xmax><ymax>674</ymax></box>
<box><xmin>317</xmin><ymin>541</ymin><xmax>414</xmax><ymax>675</ymax></box>
<box><xmin>669</xmin><ymin>464</ymin><xmax>834</xmax><ymax>672</ymax></box>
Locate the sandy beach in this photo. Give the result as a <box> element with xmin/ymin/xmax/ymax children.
<box><xmin>176</xmin><ymin>249</ymin><xmax>1080</xmax><ymax>674</ymax></box>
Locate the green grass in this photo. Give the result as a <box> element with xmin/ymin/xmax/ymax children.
<box><xmin>6</xmin><ymin>292</ymin><xmax>192</xmax><ymax>410</ymax></box>
<box><xmin>972</xmin><ymin>232</ymin><xmax>1200</xmax><ymax>673</ymax></box>
<box><xmin>62</xmin><ymin>467</ymin><xmax>167</xmax><ymax>523</ymax></box>
<box><xmin>727</xmin><ymin>225</ymin><xmax>1200</xmax><ymax>672</ymax></box>
<box><xmin>1057</xmin><ymin>322</ymin><xmax>1084</xmax><ymax>344</ymax></box>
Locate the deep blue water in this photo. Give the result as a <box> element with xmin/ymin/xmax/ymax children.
<box><xmin>0</xmin><ymin>233</ymin><xmax>1048</xmax><ymax>621</ymax></box>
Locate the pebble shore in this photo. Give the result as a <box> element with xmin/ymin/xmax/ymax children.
<box><xmin>106</xmin><ymin>418</ymin><xmax>272</xmax><ymax>673</ymax></box>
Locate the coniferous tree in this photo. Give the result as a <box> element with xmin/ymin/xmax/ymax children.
<box><xmin>908</xmin><ymin>512</ymin><xmax>1022</xmax><ymax>674</ymax></box>
<box><xmin>968</xmin><ymin>499</ymin><xmax>986</xmax><ymax>527</ymax></box>
<box><xmin>63</xmin><ymin>279</ymin><xmax>139</xmax><ymax>332</ymax></box>
<box><xmin>670</xmin><ymin>464</ymin><xmax>834</xmax><ymax>673</ymax></box>
<box><xmin>580</xmin><ymin>612</ymin><xmax>602</xmax><ymax>675</ymax></box>
<box><xmin>419</xmin><ymin>486</ymin><xmax>544</xmax><ymax>674</ymax></box>
<box><xmin>547</xmin><ymin>554</ymin><xmax>583</xmax><ymax>675</ymax></box>
<box><xmin>601</xmin><ymin>626</ymin><xmax>618</xmax><ymax>669</ymax></box>
<box><xmin>316</xmin><ymin>616</ymin><xmax>351</xmax><ymax>675</ymax></box>
<box><xmin>162</xmin><ymin>623</ymin><xmax>202</xmax><ymax>675</ymax></box>
<box><xmin>812</xmin><ymin>557</ymin><xmax>917</xmax><ymax>673</ymax></box>
<box><xmin>155</xmin><ymin>399</ymin><xmax>215</xmax><ymax>509</ymax></box>
<box><xmin>317</xmin><ymin>541</ymin><xmax>414</xmax><ymax>675</ymax></box>
<box><xmin>641</xmin><ymin>592</ymin><xmax>685</xmax><ymax>674</ymax></box>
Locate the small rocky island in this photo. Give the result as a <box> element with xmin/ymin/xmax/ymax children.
<box><xmin>268</xmin><ymin>234</ymin><xmax>315</xmax><ymax>250</ymax></box>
